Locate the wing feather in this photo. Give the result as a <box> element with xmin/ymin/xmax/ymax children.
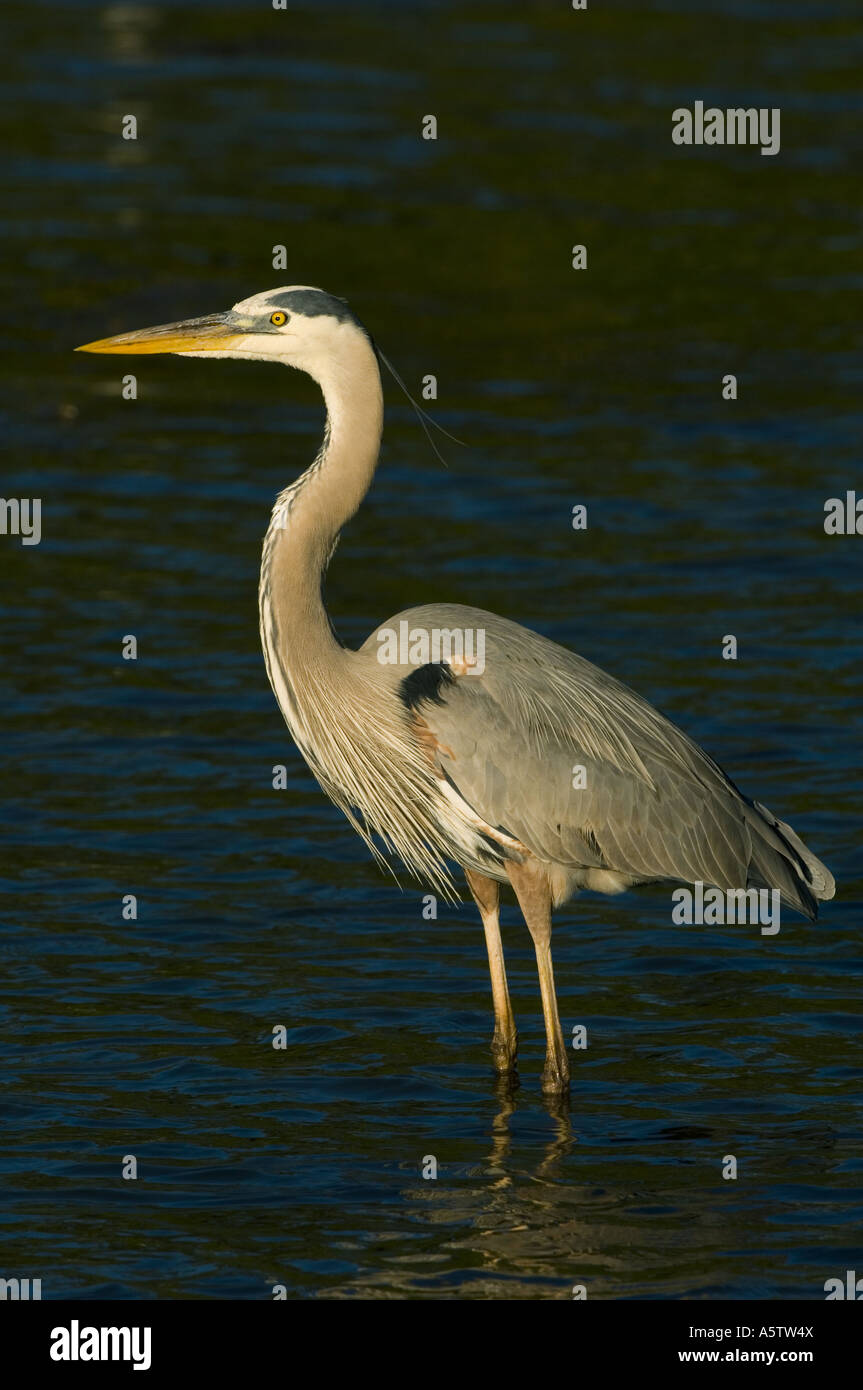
<box><xmin>363</xmin><ymin>603</ymin><xmax>832</xmax><ymax>915</ymax></box>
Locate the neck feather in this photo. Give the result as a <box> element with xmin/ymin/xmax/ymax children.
<box><xmin>258</xmin><ymin>327</ymin><xmax>383</xmax><ymax>775</ymax></box>
<box><xmin>256</xmin><ymin>330</ymin><xmax>474</xmax><ymax>899</ymax></box>
<box><xmin>261</xmin><ymin>331</ymin><xmax>383</xmax><ymax>646</ymax></box>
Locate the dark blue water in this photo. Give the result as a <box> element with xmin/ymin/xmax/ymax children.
<box><xmin>1</xmin><ymin>0</ymin><xmax>861</xmax><ymax>1298</ymax></box>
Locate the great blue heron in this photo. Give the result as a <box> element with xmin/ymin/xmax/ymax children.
<box><xmin>77</xmin><ymin>286</ymin><xmax>835</xmax><ymax>1093</ymax></box>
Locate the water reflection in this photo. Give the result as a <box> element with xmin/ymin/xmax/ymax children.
<box><xmin>102</xmin><ymin>5</ymin><xmax>159</xmax><ymax>64</ymax></box>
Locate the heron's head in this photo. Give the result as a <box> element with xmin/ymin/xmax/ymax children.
<box><xmin>76</xmin><ymin>286</ymin><xmax>372</xmax><ymax>380</ymax></box>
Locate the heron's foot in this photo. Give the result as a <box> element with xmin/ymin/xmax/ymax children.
<box><xmin>491</xmin><ymin>1028</ymin><xmax>518</xmax><ymax>1076</ymax></box>
<box><xmin>540</xmin><ymin>1051</ymin><xmax>570</xmax><ymax>1095</ymax></box>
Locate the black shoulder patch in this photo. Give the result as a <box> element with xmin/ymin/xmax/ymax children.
<box><xmin>399</xmin><ymin>662</ymin><xmax>456</xmax><ymax>710</ymax></box>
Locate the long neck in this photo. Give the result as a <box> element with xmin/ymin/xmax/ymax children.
<box><xmin>260</xmin><ymin>330</ymin><xmax>383</xmax><ymax>668</ymax></box>
<box><xmin>256</xmin><ymin>328</ymin><xmax>467</xmax><ymax>898</ymax></box>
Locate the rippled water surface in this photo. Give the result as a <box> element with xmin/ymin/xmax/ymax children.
<box><xmin>1</xmin><ymin>0</ymin><xmax>861</xmax><ymax>1298</ymax></box>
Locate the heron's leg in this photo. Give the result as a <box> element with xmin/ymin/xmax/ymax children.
<box><xmin>506</xmin><ymin>860</ymin><xmax>569</xmax><ymax>1094</ymax></box>
<box><xmin>465</xmin><ymin>868</ymin><xmax>518</xmax><ymax>1074</ymax></box>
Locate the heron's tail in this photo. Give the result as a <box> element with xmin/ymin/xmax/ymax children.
<box><xmin>744</xmin><ymin>799</ymin><xmax>835</xmax><ymax>921</ymax></box>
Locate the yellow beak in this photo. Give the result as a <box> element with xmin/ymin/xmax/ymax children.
<box><xmin>75</xmin><ymin>312</ymin><xmax>243</xmax><ymax>355</ymax></box>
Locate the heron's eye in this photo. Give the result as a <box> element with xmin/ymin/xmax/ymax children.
<box><xmin>270</xmin><ymin>310</ymin><xmax>288</xmax><ymax>327</ymax></box>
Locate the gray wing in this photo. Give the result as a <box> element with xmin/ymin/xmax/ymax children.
<box><xmin>364</xmin><ymin>604</ymin><xmax>834</xmax><ymax>917</ymax></box>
